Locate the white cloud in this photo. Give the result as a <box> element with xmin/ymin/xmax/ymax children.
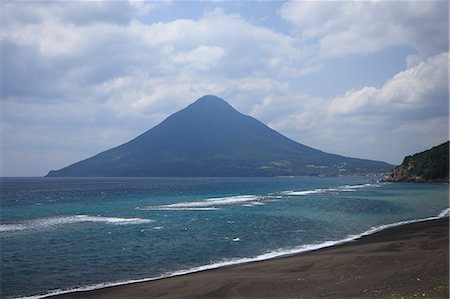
<box><xmin>172</xmin><ymin>45</ymin><xmax>225</xmax><ymax>70</ymax></box>
<box><xmin>1</xmin><ymin>2</ymin><xmax>312</xmax><ymax>139</ymax></box>
<box><xmin>0</xmin><ymin>1</ymin><xmax>160</xmax><ymax>27</ymax></box>
<box><xmin>329</xmin><ymin>52</ymin><xmax>449</xmax><ymax>119</ymax></box>
<box><xmin>1</xmin><ymin>1</ymin><xmax>448</xmax><ymax>175</ymax></box>
<box><xmin>239</xmin><ymin>51</ymin><xmax>449</xmax><ymax>166</ymax></box>
<box><xmin>280</xmin><ymin>1</ymin><xmax>449</xmax><ymax>57</ymax></box>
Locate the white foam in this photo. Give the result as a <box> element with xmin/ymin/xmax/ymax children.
<box><xmin>19</xmin><ymin>208</ymin><xmax>449</xmax><ymax>299</ymax></box>
<box><xmin>248</xmin><ymin>202</ymin><xmax>265</xmax><ymax>206</ymax></box>
<box><xmin>139</xmin><ymin>195</ymin><xmax>263</xmax><ymax>210</ymax></box>
<box><xmin>140</xmin><ymin>207</ymin><xmax>220</xmax><ymax>211</ymax></box>
<box><xmin>139</xmin><ymin>184</ymin><xmax>381</xmax><ymax>211</ymax></box>
<box><xmin>282</xmin><ymin>189</ymin><xmax>326</xmax><ymax>195</ymax></box>
<box><xmin>352</xmin><ymin>207</ymin><xmax>450</xmax><ymax>238</ymax></box>
<box><xmin>282</xmin><ymin>183</ymin><xmax>380</xmax><ymax>196</ymax></box>
<box><xmin>0</xmin><ymin>215</ymin><xmax>153</xmax><ymax>233</ymax></box>
<box><xmin>344</xmin><ymin>183</ymin><xmax>377</xmax><ymax>189</ymax></box>
<box><xmin>438</xmin><ymin>208</ymin><xmax>450</xmax><ymax>217</ymax></box>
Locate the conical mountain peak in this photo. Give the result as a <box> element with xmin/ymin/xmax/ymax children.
<box><xmin>160</xmin><ymin>95</ymin><xmax>242</xmax><ymax>130</ymax></box>
<box><xmin>183</xmin><ymin>95</ymin><xmax>237</xmax><ymax>115</ymax></box>
<box><xmin>47</xmin><ymin>95</ymin><xmax>393</xmax><ymax>177</ymax></box>
<box><xmin>194</xmin><ymin>95</ymin><xmax>228</xmax><ymax>105</ymax></box>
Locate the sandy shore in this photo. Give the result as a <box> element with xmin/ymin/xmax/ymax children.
<box><xmin>52</xmin><ymin>217</ymin><xmax>449</xmax><ymax>299</ymax></box>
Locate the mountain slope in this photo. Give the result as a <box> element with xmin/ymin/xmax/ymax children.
<box><xmin>47</xmin><ymin>95</ymin><xmax>393</xmax><ymax>177</ymax></box>
<box><xmin>387</xmin><ymin>141</ymin><xmax>449</xmax><ymax>183</ymax></box>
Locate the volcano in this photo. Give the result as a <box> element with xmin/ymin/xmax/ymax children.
<box><xmin>46</xmin><ymin>95</ymin><xmax>392</xmax><ymax>177</ymax></box>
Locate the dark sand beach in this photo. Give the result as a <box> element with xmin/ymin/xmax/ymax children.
<box><xmin>52</xmin><ymin>217</ymin><xmax>449</xmax><ymax>299</ymax></box>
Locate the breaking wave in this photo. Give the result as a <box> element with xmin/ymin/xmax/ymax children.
<box><xmin>21</xmin><ymin>207</ymin><xmax>449</xmax><ymax>299</ymax></box>
<box><xmin>282</xmin><ymin>183</ymin><xmax>380</xmax><ymax>196</ymax></box>
<box><xmin>139</xmin><ymin>183</ymin><xmax>380</xmax><ymax>211</ymax></box>
<box><xmin>0</xmin><ymin>215</ymin><xmax>153</xmax><ymax>233</ymax></box>
<box><xmin>138</xmin><ymin>195</ymin><xmax>273</xmax><ymax>210</ymax></box>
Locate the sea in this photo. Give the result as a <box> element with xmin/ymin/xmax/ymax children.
<box><xmin>1</xmin><ymin>176</ymin><xmax>449</xmax><ymax>298</ymax></box>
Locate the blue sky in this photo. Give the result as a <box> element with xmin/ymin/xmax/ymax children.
<box><xmin>1</xmin><ymin>0</ymin><xmax>449</xmax><ymax>176</ymax></box>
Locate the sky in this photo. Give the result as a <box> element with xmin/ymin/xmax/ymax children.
<box><xmin>1</xmin><ymin>0</ymin><xmax>449</xmax><ymax>177</ymax></box>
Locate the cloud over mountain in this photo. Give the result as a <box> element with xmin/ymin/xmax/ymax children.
<box><xmin>1</xmin><ymin>1</ymin><xmax>448</xmax><ymax>176</ymax></box>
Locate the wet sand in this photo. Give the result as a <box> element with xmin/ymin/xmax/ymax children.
<box><xmin>52</xmin><ymin>217</ymin><xmax>449</xmax><ymax>298</ymax></box>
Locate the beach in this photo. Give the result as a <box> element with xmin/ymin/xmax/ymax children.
<box><xmin>51</xmin><ymin>216</ymin><xmax>449</xmax><ymax>299</ymax></box>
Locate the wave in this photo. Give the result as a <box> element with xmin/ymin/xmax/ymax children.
<box><xmin>282</xmin><ymin>189</ymin><xmax>326</xmax><ymax>196</ymax></box>
<box><xmin>138</xmin><ymin>195</ymin><xmax>268</xmax><ymax>210</ymax></box>
<box><xmin>282</xmin><ymin>183</ymin><xmax>380</xmax><ymax>196</ymax></box>
<box><xmin>352</xmin><ymin>207</ymin><xmax>450</xmax><ymax>238</ymax></box>
<box><xmin>21</xmin><ymin>207</ymin><xmax>449</xmax><ymax>299</ymax></box>
<box><xmin>0</xmin><ymin>215</ymin><xmax>153</xmax><ymax>233</ymax></box>
<box><xmin>138</xmin><ymin>207</ymin><xmax>221</xmax><ymax>211</ymax></box>
<box><xmin>438</xmin><ymin>208</ymin><xmax>450</xmax><ymax>217</ymax></box>
<box><xmin>138</xmin><ymin>183</ymin><xmax>380</xmax><ymax>211</ymax></box>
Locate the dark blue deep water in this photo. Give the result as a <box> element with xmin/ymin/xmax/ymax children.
<box><xmin>1</xmin><ymin>177</ymin><xmax>448</xmax><ymax>298</ymax></box>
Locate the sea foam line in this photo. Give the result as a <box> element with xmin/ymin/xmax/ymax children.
<box><xmin>0</xmin><ymin>215</ymin><xmax>153</xmax><ymax>233</ymax></box>
<box><xmin>281</xmin><ymin>183</ymin><xmax>380</xmax><ymax>196</ymax></box>
<box><xmin>139</xmin><ymin>183</ymin><xmax>379</xmax><ymax>211</ymax></box>
<box><xmin>139</xmin><ymin>207</ymin><xmax>221</xmax><ymax>211</ymax></box>
<box><xmin>19</xmin><ymin>207</ymin><xmax>450</xmax><ymax>299</ymax></box>
<box><xmin>138</xmin><ymin>195</ymin><xmax>266</xmax><ymax>210</ymax></box>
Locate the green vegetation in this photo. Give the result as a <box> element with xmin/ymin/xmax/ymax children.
<box><xmin>388</xmin><ymin>141</ymin><xmax>449</xmax><ymax>183</ymax></box>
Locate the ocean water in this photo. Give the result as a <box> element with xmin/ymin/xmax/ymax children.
<box><xmin>0</xmin><ymin>177</ymin><xmax>448</xmax><ymax>298</ymax></box>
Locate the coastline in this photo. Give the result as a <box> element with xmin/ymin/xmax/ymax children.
<box><xmin>45</xmin><ymin>213</ymin><xmax>449</xmax><ymax>299</ymax></box>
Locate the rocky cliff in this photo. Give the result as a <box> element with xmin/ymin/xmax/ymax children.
<box><xmin>387</xmin><ymin>141</ymin><xmax>449</xmax><ymax>183</ymax></box>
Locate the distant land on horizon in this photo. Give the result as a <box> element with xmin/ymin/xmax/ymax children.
<box><xmin>47</xmin><ymin>95</ymin><xmax>393</xmax><ymax>177</ymax></box>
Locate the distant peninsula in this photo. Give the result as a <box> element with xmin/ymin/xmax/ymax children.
<box><xmin>47</xmin><ymin>95</ymin><xmax>393</xmax><ymax>177</ymax></box>
<box><xmin>387</xmin><ymin>141</ymin><xmax>449</xmax><ymax>183</ymax></box>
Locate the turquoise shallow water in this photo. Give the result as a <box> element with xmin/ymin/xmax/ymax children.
<box><xmin>0</xmin><ymin>177</ymin><xmax>448</xmax><ymax>298</ymax></box>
